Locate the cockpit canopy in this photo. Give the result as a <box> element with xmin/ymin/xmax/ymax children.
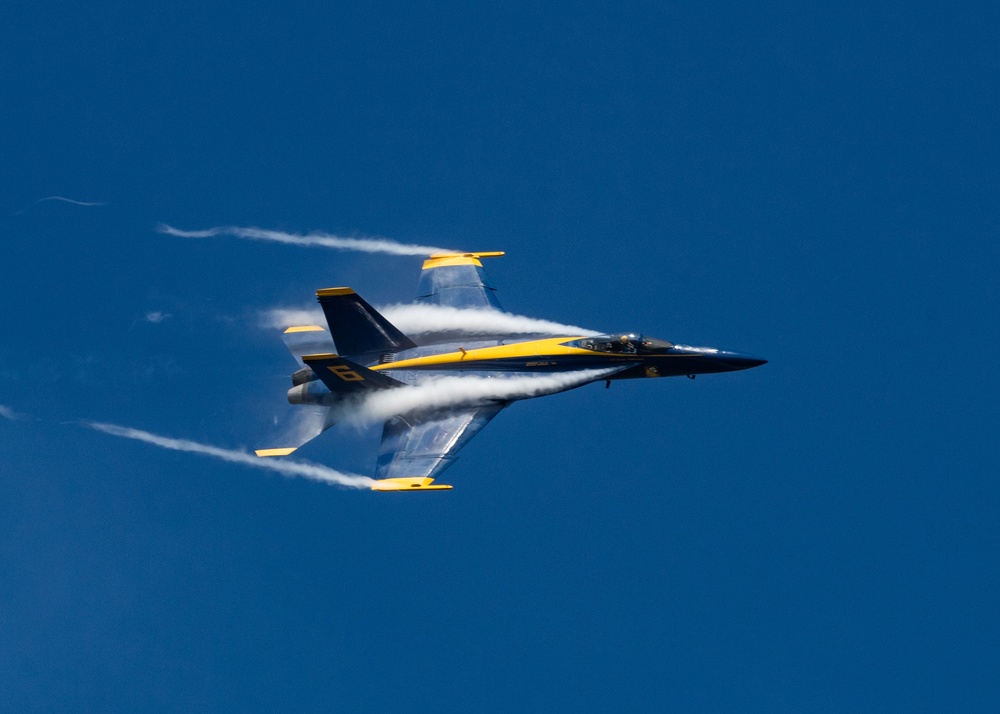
<box><xmin>566</xmin><ymin>333</ymin><xmax>674</xmax><ymax>354</ymax></box>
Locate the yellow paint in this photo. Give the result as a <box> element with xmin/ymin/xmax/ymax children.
<box><xmin>370</xmin><ymin>336</ymin><xmax>594</xmax><ymax>371</ymax></box>
<box><xmin>422</xmin><ymin>255</ymin><xmax>482</xmax><ymax>269</ymax></box>
<box><xmin>283</xmin><ymin>325</ymin><xmax>325</xmax><ymax>333</ymax></box>
<box><xmin>328</xmin><ymin>365</ymin><xmax>364</xmax><ymax>382</ymax></box>
<box><xmin>316</xmin><ymin>287</ymin><xmax>355</xmax><ymax>297</ymax></box>
<box><xmin>302</xmin><ymin>353</ymin><xmax>339</xmax><ymax>360</ymax></box>
<box><xmin>428</xmin><ymin>251</ymin><xmax>505</xmax><ymax>259</ymax></box>
<box><xmin>371</xmin><ymin>477</ymin><xmax>453</xmax><ymax>491</ymax></box>
<box><xmin>255</xmin><ymin>447</ymin><xmax>297</xmax><ymax>457</ymax></box>
<box><xmin>421</xmin><ymin>251</ymin><xmax>505</xmax><ymax>270</ymax></box>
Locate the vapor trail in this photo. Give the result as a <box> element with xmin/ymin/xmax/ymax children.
<box><xmin>86</xmin><ymin>421</ymin><xmax>374</xmax><ymax>489</ymax></box>
<box><xmin>341</xmin><ymin>368</ymin><xmax>618</xmax><ymax>426</ymax></box>
<box><xmin>157</xmin><ymin>224</ymin><xmax>452</xmax><ymax>257</ymax></box>
<box><xmin>259</xmin><ymin>307</ymin><xmax>325</xmax><ymax>329</ymax></box>
<box><xmin>259</xmin><ymin>304</ymin><xmax>599</xmax><ymax>337</ymax></box>
<box><xmin>14</xmin><ymin>196</ymin><xmax>106</xmax><ymax>214</ymax></box>
<box><xmin>380</xmin><ymin>304</ymin><xmax>599</xmax><ymax>337</ymax></box>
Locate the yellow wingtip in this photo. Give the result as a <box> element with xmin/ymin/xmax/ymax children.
<box><xmin>371</xmin><ymin>477</ymin><xmax>453</xmax><ymax>491</ymax></box>
<box><xmin>422</xmin><ymin>252</ymin><xmax>505</xmax><ymax>270</ymax></box>
<box><xmin>427</xmin><ymin>251</ymin><xmax>505</xmax><ymax>259</ymax></box>
<box><xmin>255</xmin><ymin>447</ymin><xmax>298</xmax><ymax>457</ymax></box>
<box><xmin>283</xmin><ymin>325</ymin><xmax>325</xmax><ymax>333</ymax></box>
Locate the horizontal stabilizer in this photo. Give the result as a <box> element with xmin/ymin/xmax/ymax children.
<box><xmin>254</xmin><ymin>405</ymin><xmax>339</xmax><ymax>458</ymax></box>
<box><xmin>371</xmin><ymin>477</ymin><xmax>453</xmax><ymax>491</ymax></box>
<box><xmin>302</xmin><ymin>353</ymin><xmax>403</xmax><ymax>395</ymax></box>
<box><xmin>316</xmin><ymin>287</ymin><xmax>416</xmax><ymax>357</ymax></box>
<box><xmin>281</xmin><ymin>325</ymin><xmax>336</xmax><ymax>365</ymax></box>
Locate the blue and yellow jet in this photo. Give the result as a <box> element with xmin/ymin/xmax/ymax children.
<box><xmin>257</xmin><ymin>252</ymin><xmax>766</xmax><ymax>491</ymax></box>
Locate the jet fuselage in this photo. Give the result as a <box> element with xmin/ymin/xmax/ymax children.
<box><xmin>368</xmin><ymin>333</ymin><xmax>766</xmax><ymax>383</ymax></box>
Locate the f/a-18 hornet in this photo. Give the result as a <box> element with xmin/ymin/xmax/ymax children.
<box><xmin>257</xmin><ymin>252</ymin><xmax>766</xmax><ymax>491</ymax></box>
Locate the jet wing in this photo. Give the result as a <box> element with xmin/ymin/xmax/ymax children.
<box><xmin>371</xmin><ymin>404</ymin><xmax>505</xmax><ymax>491</ymax></box>
<box><xmin>416</xmin><ymin>252</ymin><xmax>506</xmax><ymax>310</ymax></box>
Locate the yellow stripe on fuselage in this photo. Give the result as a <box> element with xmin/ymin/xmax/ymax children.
<box><xmin>369</xmin><ymin>336</ymin><xmax>594</xmax><ymax>371</ymax></box>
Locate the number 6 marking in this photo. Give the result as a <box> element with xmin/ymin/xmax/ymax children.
<box><xmin>329</xmin><ymin>365</ymin><xmax>364</xmax><ymax>382</ymax></box>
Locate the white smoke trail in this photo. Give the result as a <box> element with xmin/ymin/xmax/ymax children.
<box><xmin>14</xmin><ymin>196</ymin><xmax>106</xmax><ymax>214</ymax></box>
<box><xmin>259</xmin><ymin>307</ymin><xmax>325</xmax><ymax>329</ymax></box>
<box><xmin>86</xmin><ymin>421</ymin><xmax>374</xmax><ymax>489</ymax></box>
<box><xmin>258</xmin><ymin>303</ymin><xmax>599</xmax><ymax>337</ymax></box>
<box><xmin>380</xmin><ymin>303</ymin><xmax>599</xmax><ymax>337</ymax></box>
<box><xmin>35</xmin><ymin>196</ymin><xmax>105</xmax><ymax>207</ymax></box>
<box><xmin>340</xmin><ymin>368</ymin><xmax>619</xmax><ymax>426</ymax></box>
<box><xmin>157</xmin><ymin>224</ymin><xmax>452</xmax><ymax>257</ymax></box>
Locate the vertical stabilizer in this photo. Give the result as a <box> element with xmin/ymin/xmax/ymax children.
<box><xmin>316</xmin><ymin>288</ymin><xmax>417</xmax><ymax>356</ymax></box>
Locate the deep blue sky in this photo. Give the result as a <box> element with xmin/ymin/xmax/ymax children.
<box><xmin>2</xmin><ymin>2</ymin><xmax>999</xmax><ymax>711</ymax></box>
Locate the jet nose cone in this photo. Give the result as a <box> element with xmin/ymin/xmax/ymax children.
<box><xmin>720</xmin><ymin>352</ymin><xmax>768</xmax><ymax>371</ymax></box>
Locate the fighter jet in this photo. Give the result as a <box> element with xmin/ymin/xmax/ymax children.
<box><xmin>257</xmin><ymin>252</ymin><xmax>766</xmax><ymax>491</ymax></box>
